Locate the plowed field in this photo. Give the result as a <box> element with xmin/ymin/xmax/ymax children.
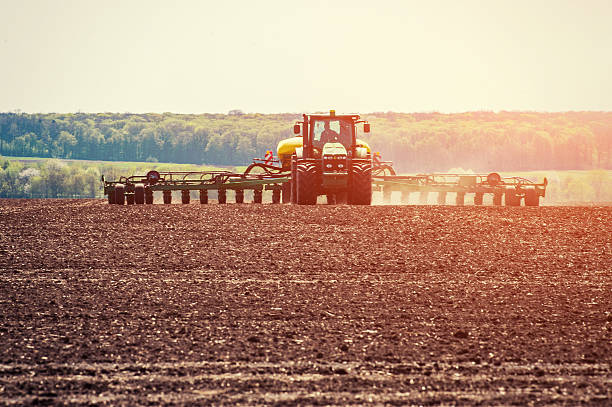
<box><xmin>0</xmin><ymin>200</ymin><xmax>610</xmax><ymax>405</ymax></box>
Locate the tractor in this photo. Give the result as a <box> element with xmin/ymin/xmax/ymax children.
<box><xmin>277</xmin><ymin>110</ymin><xmax>373</xmax><ymax>205</ymax></box>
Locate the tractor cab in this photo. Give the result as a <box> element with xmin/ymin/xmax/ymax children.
<box><xmin>292</xmin><ymin>110</ymin><xmax>370</xmax><ymax>160</ymax></box>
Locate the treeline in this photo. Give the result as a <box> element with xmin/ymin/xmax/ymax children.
<box><xmin>0</xmin><ymin>158</ymin><xmax>100</xmax><ymax>198</ymax></box>
<box><xmin>0</xmin><ymin>157</ymin><xmax>226</xmax><ymax>198</ymax></box>
<box><xmin>1</xmin><ymin>111</ymin><xmax>611</xmax><ymax>172</ymax></box>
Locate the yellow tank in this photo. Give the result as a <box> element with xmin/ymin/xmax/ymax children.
<box><xmin>355</xmin><ymin>139</ymin><xmax>371</xmax><ymax>154</ymax></box>
<box><xmin>276</xmin><ymin>136</ymin><xmax>303</xmax><ymax>168</ymax></box>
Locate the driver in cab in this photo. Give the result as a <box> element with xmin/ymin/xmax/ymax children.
<box><xmin>320</xmin><ymin>121</ymin><xmax>339</xmax><ymax>143</ymax></box>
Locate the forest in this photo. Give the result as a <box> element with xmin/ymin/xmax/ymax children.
<box><xmin>1</xmin><ymin>111</ymin><xmax>611</xmax><ymax>173</ymax></box>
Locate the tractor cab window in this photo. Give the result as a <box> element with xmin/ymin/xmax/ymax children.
<box><xmin>312</xmin><ymin>119</ymin><xmax>351</xmax><ymax>148</ymax></box>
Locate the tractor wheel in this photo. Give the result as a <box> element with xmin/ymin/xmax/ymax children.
<box><xmin>181</xmin><ymin>190</ymin><xmax>190</xmax><ymax>204</ymax></box>
<box><xmin>437</xmin><ymin>191</ymin><xmax>447</xmax><ymax>205</ymax></box>
<box><xmin>199</xmin><ymin>189</ymin><xmax>208</xmax><ymax>204</ymax></box>
<box><xmin>282</xmin><ymin>182</ymin><xmax>291</xmax><ymax>203</ymax></box>
<box><xmin>326</xmin><ymin>194</ymin><xmax>336</xmax><ymax>205</ymax></box>
<box><xmin>272</xmin><ymin>189</ymin><xmax>281</xmax><ymax>204</ymax></box>
<box><xmin>134</xmin><ymin>184</ymin><xmax>145</xmax><ymax>204</ymax></box>
<box><xmin>474</xmin><ymin>192</ymin><xmax>484</xmax><ymax>206</ymax></box>
<box><xmin>107</xmin><ymin>189</ymin><xmax>116</xmax><ymax>204</ymax></box>
<box><xmin>493</xmin><ymin>193</ymin><xmax>503</xmax><ymax>206</ymax></box>
<box><xmin>235</xmin><ymin>189</ymin><xmax>244</xmax><ymax>204</ymax></box>
<box><xmin>401</xmin><ymin>191</ymin><xmax>410</xmax><ymax>204</ymax></box>
<box><xmin>145</xmin><ymin>187</ymin><xmax>154</xmax><ymax>204</ymax></box>
<box><xmin>218</xmin><ymin>189</ymin><xmax>227</xmax><ymax>204</ymax></box>
<box><xmin>348</xmin><ymin>162</ymin><xmax>372</xmax><ymax>205</ymax></box>
<box><xmin>290</xmin><ymin>157</ymin><xmax>298</xmax><ymax>204</ymax></box>
<box><xmin>505</xmin><ymin>189</ymin><xmax>520</xmax><ymax>206</ymax></box>
<box><xmin>335</xmin><ymin>191</ymin><xmax>347</xmax><ymax>204</ymax></box>
<box><xmin>126</xmin><ymin>193</ymin><xmax>135</xmax><ymax>205</ymax></box>
<box><xmin>296</xmin><ymin>162</ymin><xmax>318</xmax><ymax>205</ymax></box>
<box><xmin>455</xmin><ymin>192</ymin><xmax>465</xmax><ymax>206</ymax></box>
<box><xmin>253</xmin><ymin>188</ymin><xmax>263</xmax><ymax>204</ymax></box>
<box><xmin>524</xmin><ymin>189</ymin><xmax>540</xmax><ymax>207</ymax></box>
<box><xmin>163</xmin><ymin>190</ymin><xmax>172</xmax><ymax>204</ymax></box>
<box><xmin>114</xmin><ymin>184</ymin><xmax>125</xmax><ymax>205</ymax></box>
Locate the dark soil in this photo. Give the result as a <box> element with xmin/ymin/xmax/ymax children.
<box><xmin>0</xmin><ymin>199</ymin><xmax>610</xmax><ymax>405</ymax></box>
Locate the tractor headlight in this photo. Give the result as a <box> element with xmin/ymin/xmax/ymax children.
<box><xmin>326</xmin><ymin>163</ymin><xmax>333</xmax><ymax>169</ymax></box>
<box><xmin>338</xmin><ymin>164</ymin><xmax>344</xmax><ymax>169</ymax></box>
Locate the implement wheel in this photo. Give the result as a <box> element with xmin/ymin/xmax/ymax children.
<box><xmin>235</xmin><ymin>189</ymin><xmax>244</xmax><ymax>204</ymax></box>
<box><xmin>126</xmin><ymin>193</ymin><xmax>135</xmax><ymax>205</ymax></box>
<box><xmin>524</xmin><ymin>189</ymin><xmax>540</xmax><ymax>207</ymax></box>
<box><xmin>296</xmin><ymin>162</ymin><xmax>318</xmax><ymax>205</ymax></box>
<box><xmin>505</xmin><ymin>189</ymin><xmax>520</xmax><ymax>206</ymax></box>
<box><xmin>348</xmin><ymin>161</ymin><xmax>372</xmax><ymax>205</ymax></box>
<box><xmin>437</xmin><ymin>191</ymin><xmax>447</xmax><ymax>205</ymax></box>
<box><xmin>272</xmin><ymin>189</ymin><xmax>281</xmax><ymax>204</ymax></box>
<box><xmin>455</xmin><ymin>192</ymin><xmax>465</xmax><ymax>206</ymax></box>
<box><xmin>199</xmin><ymin>189</ymin><xmax>208</xmax><ymax>204</ymax></box>
<box><xmin>253</xmin><ymin>188</ymin><xmax>263</xmax><ymax>204</ymax></box>
<box><xmin>114</xmin><ymin>184</ymin><xmax>125</xmax><ymax>205</ymax></box>
<box><xmin>181</xmin><ymin>190</ymin><xmax>190</xmax><ymax>204</ymax></box>
<box><xmin>218</xmin><ymin>189</ymin><xmax>227</xmax><ymax>204</ymax></box>
<box><xmin>145</xmin><ymin>187</ymin><xmax>154</xmax><ymax>204</ymax></box>
<box><xmin>163</xmin><ymin>190</ymin><xmax>172</xmax><ymax>204</ymax></box>
<box><xmin>107</xmin><ymin>189</ymin><xmax>116</xmax><ymax>204</ymax></box>
<box><xmin>134</xmin><ymin>184</ymin><xmax>145</xmax><ymax>204</ymax></box>
<box><xmin>493</xmin><ymin>192</ymin><xmax>503</xmax><ymax>206</ymax></box>
<box><xmin>474</xmin><ymin>192</ymin><xmax>484</xmax><ymax>206</ymax></box>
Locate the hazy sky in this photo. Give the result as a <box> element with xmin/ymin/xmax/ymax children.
<box><xmin>0</xmin><ymin>0</ymin><xmax>611</xmax><ymax>113</ymax></box>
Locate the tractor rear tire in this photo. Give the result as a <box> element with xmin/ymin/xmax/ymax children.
<box><xmin>326</xmin><ymin>194</ymin><xmax>336</xmax><ymax>205</ymax></box>
<box><xmin>524</xmin><ymin>189</ymin><xmax>540</xmax><ymax>206</ymax></box>
<box><xmin>114</xmin><ymin>184</ymin><xmax>125</xmax><ymax>205</ymax></box>
<box><xmin>336</xmin><ymin>191</ymin><xmax>347</xmax><ymax>204</ymax></box>
<box><xmin>134</xmin><ymin>184</ymin><xmax>145</xmax><ymax>204</ymax></box>
<box><xmin>348</xmin><ymin>162</ymin><xmax>372</xmax><ymax>205</ymax></box>
<box><xmin>296</xmin><ymin>162</ymin><xmax>318</xmax><ymax>205</ymax></box>
<box><xmin>163</xmin><ymin>190</ymin><xmax>172</xmax><ymax>204</ymax></box>
<box><xmin>505</xmin><ymin>189</ymin><xmax>520</xmax><ymax>206</ymax></box>
<box><xmin>474</xmin><ymin>192</ymin><xmax>484</xmax><ymax>206</ymax></box>
<box><xmin>290</xmin><ymin>157</ymin><xmax>298</xmax><ymax>204</ymax></box>
<box><xmin>126</xmin><ymin>193</ymin><xmax>135</xmax><ymax>205</ymax></box>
